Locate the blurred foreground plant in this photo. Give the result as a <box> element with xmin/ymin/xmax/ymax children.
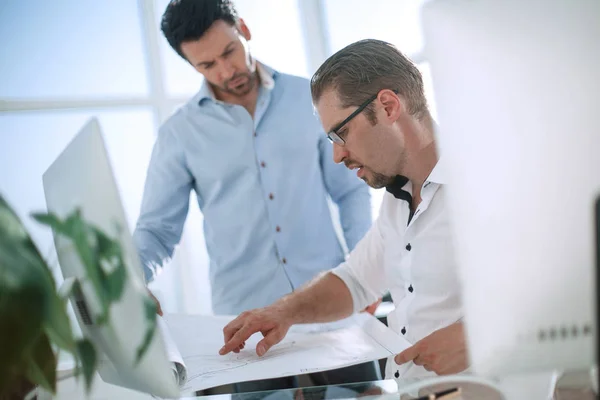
<box><xmin>0</xmin><ymin>194</ymin><xmax>156</xmax><ymax>399</ymax></box>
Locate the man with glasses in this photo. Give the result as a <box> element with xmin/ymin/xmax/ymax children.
<box><xmin>134</xmin><ymin>0</ymin><xmax>380</xmax><ymax>392</ymax></box>
<box><xmin>220</xmin><ymin>39</ymin><xmax>468</xmax><ymax>380</ymax></box>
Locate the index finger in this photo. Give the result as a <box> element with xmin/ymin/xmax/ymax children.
<box><xmin>394</xmin><ymin>343</ymin><xmax>420</xmax><ymax>365</ymax></box>
<box><xmin>223</xmin><ymin>316</ymin><xmax>245</xmax><ymax>343</ymax></box>
<box><xmin>219</xmin><ymin>324</ymin><xmax>257</xmax><ymax>355</ymax></box>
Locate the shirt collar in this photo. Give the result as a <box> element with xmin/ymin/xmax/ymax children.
<box><xmin>385</xmin><ymin>175</ymin><xmax>411</xmax><ymax>201</ymax></box>
<box><xmin>197</xmin><ymin>61</ymin><xmax>276</xmax><ymax>105</ymax></box>
<box><xmin>385</xmin><ymin>158</ymin><xmax>445</xmax><ymax>201</ymax></box>
<box><xmin>424</xmin><ymin>158</ymin><xmax>446</xmax><ymax>185</ymax></box>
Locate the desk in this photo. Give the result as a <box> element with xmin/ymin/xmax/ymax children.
<box><xmin>43</xmin><ymin>369</ymin><xmax>596</xmax><ymax>400</ymax></box>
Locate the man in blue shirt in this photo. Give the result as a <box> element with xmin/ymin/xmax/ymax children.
<box><xmin>133</xmin><ymin>0</ymin><xmax>379</xmax><ymax>392</ymax></box>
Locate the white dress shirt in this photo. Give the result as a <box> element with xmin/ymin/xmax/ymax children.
<box><xmin>332</xmin><ymin>161</ymin><xmax>463</xmax><ymax>379</ymax></box>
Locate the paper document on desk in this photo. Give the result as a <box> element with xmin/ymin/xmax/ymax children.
<box><xmin>161</xmin><ymin>313</ymin><xmax>410</xmax><ymax>392</ymax></box>
<box><xmin>157</xmin><ymin>317</ymin><xmax>187</xmax><ymax>387</ymax></box>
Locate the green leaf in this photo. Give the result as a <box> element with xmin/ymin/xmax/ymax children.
<box><xmin>0</xmin><ymin>195</ymin><xmax>29</xmax><ymax>240</ymax></box>
<box><xmin>43</xmin><ymin>291</ymin><xmax>76</xmax><ymax>353</ymax></box>
<box><xmin>104</xmin><ymin>261</ymin><xmax>127</xmax><ymax>302</ymax></box>
<box><xmin>0</xmin><ymin>250</ymin><xmax>50</xmax><ymax>379</ymax></box>
<box><xmin>1</xmin><ymin>209</ymin><xmax>56</xmax><ymax>292</ymax></box>
<box><xmin>0</xmin><ymin>197</ymin><xmax>58</xmax><ymax>394</ymax></box>
<box><xmin>94</xmin><ymin>228</ymin><xmax>120</xmax><ymax>258</ymax></box>
<box><xmin>0</xmin><ymin>293</ymin><xmax>44</xmax><ymax>391</ymax></box>
<box><xmin>76</xmin><ymin>339</ymin><xmax>96</xmax><ymax>392</ymax></box>
<box><xmin>72</xmin><ymin>228</ymin><xmax>110</xmax><ymax>313</ymax></box>
<box><xmin>135</xmin><ymin>296</ymin><xmax>158</xmax><ymax>364</ymax></box>
<box><xmin>144</xmin><ymin>294</ymin><xmax>158</xmax><ymax>321</ymax></box>
<box><xmin>0</xmin><ymin>222</ymin><xmax>72</xmax><ymax>355</ymax></box>
<box><xmin>31</xmin><ymin>212</ymin><xmax>66</xmax><ymax>235</ymax></box>
<box><xmin>44</xmin><ymin>278</ymin><xmax>80</xmax><ymax>350</ymax></box>
<box><xmin>94</xmin><ymin>228</ymin><xmax>126</xmax><ymax>303</ymax></box>
<box><xmin>68</xmin><ymin>218</ymin><xmax>97</xmax><ymax>275</ymax></box>
<box><xmin>24</xmin><ymin>334</ymin><xmax>57</xmax><ymax>394</ymax></box>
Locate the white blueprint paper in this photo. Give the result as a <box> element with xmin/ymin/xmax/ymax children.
<box><xmin>156</xmin><ymin>317</ymin><xmax>187</xmax><ymax>387</ymax></box>
<box><xmin>162</xmin><ymin>313</ymin><xmax>410</xmax><ymax>392</ymax></box>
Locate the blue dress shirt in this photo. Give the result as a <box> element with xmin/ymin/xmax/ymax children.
<box><xmin>133</xmin><ymin>64</ymin><xmax>371</xmax><ymax>315</ymax></box>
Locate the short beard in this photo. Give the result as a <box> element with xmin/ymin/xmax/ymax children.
<box><xmin>363</xmin><ymin>170</ymin><xmax>395</xmax><ymax>189</ymax></box>
<box><xmin>222</xmin><ymin>72</ymin><xmax>256</xmax><ymax>96</ymax></box>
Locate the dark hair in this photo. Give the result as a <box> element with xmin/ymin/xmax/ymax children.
<box><xmin>161</xmin><ymin>0</ymin><xmax>239</xmax><ymax>59</ymax></box>
<box><xmin>311</xmin><ymin>39</ymin><xmax>428</xmax><ymax>122</ymax></box>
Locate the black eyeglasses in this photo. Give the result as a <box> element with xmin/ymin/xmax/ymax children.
<box><xmin>326</xmin><ymin>89</ymin><xmax>399</xmax><ymax>145</ymax></box>
<box><xmin>326</xmin><ymin>93</ymin><xmax>378</xmax><ymax>145</ymax></box>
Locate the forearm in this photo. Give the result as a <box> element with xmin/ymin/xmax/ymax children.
<box><xmin>274</xmin><ymin>272</ymin><xmax>354</xmax><ymax>325</ymax></box>
<box><xmin>221</xmin><ymin>272</ymin><xmax>356</xmax><ymax>356</ymax></box>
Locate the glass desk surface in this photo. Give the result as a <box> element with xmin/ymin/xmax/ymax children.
<box><xmin>176</xmin><ymin>377</ymin><xmax>510</xmax><ymax>400</ymax></box>
<box><xmin>178</xmin><ymin>380</ymin><xmax>399</xmax><ymax>400</ymax></box>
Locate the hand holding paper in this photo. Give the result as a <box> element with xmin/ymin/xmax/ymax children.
<box><xmin>394</xmin><ymin>321</ymin><xmax>468</xmax><ymax>375</ymax></box>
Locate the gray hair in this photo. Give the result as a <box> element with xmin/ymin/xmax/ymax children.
<box><xmin>311</xmin><ymin>39</ymin><xmax>428</xmax><ymax>122</ymax></box>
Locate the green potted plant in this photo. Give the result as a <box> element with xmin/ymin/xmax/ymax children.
<box><xmin>0</xmin><ymin>194</ymin><xmax>157</xmax><ymax>399</ymax></box>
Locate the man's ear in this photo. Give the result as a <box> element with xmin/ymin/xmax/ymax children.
<box><xmin>378</xmin><ymin>89</ymin><xmax>404</xmax><ymax>122</ymax></box>
<box><xmin>237</xmin><ymin>18</ymin><xmax>252</xmax><ymax>41</ymax></box>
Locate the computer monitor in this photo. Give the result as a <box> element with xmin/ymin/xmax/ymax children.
<box><xmin>595</xmin><ymin>195</ymin><xmax>599</xmax><ymax>392</ymax></box>
<box><xmin>421</xmin><ymin>0</ymin><xmax>599</xmax><ymax>376</ymax></box>
<box><xmin>42</xmin><ymin>118</ymin><xmax>180</xmax><ymax>397</ymax></box>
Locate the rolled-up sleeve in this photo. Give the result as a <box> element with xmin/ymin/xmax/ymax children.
<box><xmin>331</xmin><ymin>216</ymin><xmax>389</xmax><ymax>313</ymax></box>
<box><xmin>133</xmin><ymin>125</ymin><xmax>194</xmax><ymax>283</ymax></box>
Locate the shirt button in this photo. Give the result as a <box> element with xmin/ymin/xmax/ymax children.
<box><xmin>408</xmin><ymin>285</ymin><xmax>414</xmax><ymax>293</ymax></box>
<box><xmin>269</xmin><ymin>193</ymin><xmax>274</xmax><ymax>200</ymax></box>
<box><xmin>282</xmin><ymin>258</ymin><xmax>287</xmax><ymax>264</ymax></box>
<box><xmin>405</xmin><ymin>243</ymin><xmax>412</xmax><ymax>251</ymax></box>
<box><xmin>260</xmin><ymin>161</ymin><xmax>266</xmax><ymax>168</ymax></box>
<box><xmin>276</xmin><ymin>226</ymin><xmax>281</xmax><ymax>232</ymax></box>
<box><xmin>254</xmin><ymin>131</ymin><xmax>257</xmax><ymax>137</ymax></box>
<box><xmin>401</xmin><ymin>327</ymin><xmax>406</xmax><ymax>335</ymax></box>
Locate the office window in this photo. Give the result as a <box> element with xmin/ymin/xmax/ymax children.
<box><xmin>155</xmin><ymin>0</ymin><xmax>309</xmax><ymax>97</ymax></box>
<box><xmin>0</xmin><ymin>1</ymin><xmax>149</xmax><ymax>98</ymax></box>
<box><xmin>234</xmin><ymin>0</ymin><xmax>309</xmax><ymax>77</ymax></box>
<box><xmin>323</xmin><ymin>0</ymin><xmax>427</xmax><ymax>56</ymax></box>
<box><xmin>154</xmin><ymin>0</ymin><xmax>204</xmax><ymax>98</ymax></box>
<box><xmin>0</xmin><ymin>110</ymin><xmax>155</xmax><ymax>262</ymax></box>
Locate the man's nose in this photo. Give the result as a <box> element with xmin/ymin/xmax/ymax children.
<box><xmin>332</xmin><ymin>143</ymin><xmax>347</xmax><ymax>164</ymax></box>
<box><xmin>220</xmin><ymin>61</ymin><xmax>235</xmax><ymax>81</ymax></box>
